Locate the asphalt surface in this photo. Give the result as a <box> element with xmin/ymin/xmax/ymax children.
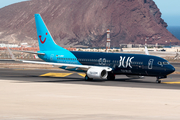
<box><xmin>0</xmin><ymin>63</ymin><xmax>180</xmax><ymax>120</ymax></box>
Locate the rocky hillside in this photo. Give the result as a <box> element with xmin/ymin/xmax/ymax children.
<box><xmin>0</xmin><ymin>0</ymin><xmax>179</xmax><ymax>47</ymax></box>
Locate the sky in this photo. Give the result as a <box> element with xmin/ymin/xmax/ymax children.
<box><xmin>0</xmin><ymin>0</ymin><xmax>27</xmax><ymax>8</ymax></box>
<box><xmin>0</xmin><ymin>0</ymin><xmax>180</xmax><ymax>26</ymax></box>
<box><xmin>153</xmin><ymin>0</ymin><xmax>180</xmax><ymax>26</ymax></box>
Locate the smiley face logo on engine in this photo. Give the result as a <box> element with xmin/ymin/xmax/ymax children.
<box><xmin>39</xmin><ymin>32</ymin><xmax>48</xmax><ymax>44</ymax></box>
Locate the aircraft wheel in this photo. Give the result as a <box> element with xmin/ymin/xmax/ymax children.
<box><xmin>156</xmin><ymin>80</ymin><xmax>161</xmax><ymax>83</ymax></box>
<box><xmin>107</xmin><ymin>73</ymin><xmax>115</xmax><ymax>80</ymax></box>
<box><xmin>156</xmin><ymin>76</ymin><xmax>162</xmax><ymax>83</ymax></box>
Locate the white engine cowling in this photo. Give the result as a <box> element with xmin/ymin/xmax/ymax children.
<box><xmin>126</xmin><ymin>75</ymin><xmax>144</xmax><ymax>79</ymax></box>
<box><xmin>87</xmin><ymin>67</ymin><xmax>108</xmax><ymax>79</ymax></box>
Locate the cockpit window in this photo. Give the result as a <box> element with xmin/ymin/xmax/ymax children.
<box><xmin>163</xmin><ymin>62</ymin><xmax>169</xmax><ymax>65</ymax></box>
<box><xmin>158</xmin><ymin>61</ymin><xmax>169</xmax><ymax>65</ymax></box>
<box><xmin>158</xmin><ymin>61</ymin><xmax>162</xmax><ymax>65</ymax></box>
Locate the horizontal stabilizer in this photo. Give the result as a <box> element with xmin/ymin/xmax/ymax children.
<box><xmin>7</xmin><ymin>47</ymin><xmax>17</xmax><ymax>61</ymax></box>
<box><xmin>12</xmin><ymin>50</ymin><xmax>45</xmax><ymax>55</ymax></box>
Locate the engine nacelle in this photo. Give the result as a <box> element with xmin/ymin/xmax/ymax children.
<box><xmin>87</xmin><ymin>67</ymin><xmax>108</xmax><ymax>79</ymax></box>
<box><xmin>126</xmin><ymin>75</ymin><xmax>144</xmax><ymax>79</ymax></box>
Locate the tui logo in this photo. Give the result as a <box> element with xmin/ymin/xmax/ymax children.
<box><xmin>39</xmin><ymin>33</ymin><xmax>48</xmax><ymax>44</ymax></box>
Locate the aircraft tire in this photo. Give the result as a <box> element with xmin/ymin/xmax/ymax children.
<box><xmin>156</xmin><ymin>76</ymin><xmax>162</xmax><ymax>83</ymax></box>
<box><xmin>156</xmin><ymin>80</ymin><xmax>161</xmax><ymax>83</ymax></box>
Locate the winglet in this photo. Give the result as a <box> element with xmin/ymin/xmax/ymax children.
<box><xmin>7</xmin><ymin>47</ymin><xmax>18</xmax><ymax>61</ymax></box>
<box><xmin>145</xmin><ymin>46</ymin><xmax>149</xmax><ymax>55</ymax></box>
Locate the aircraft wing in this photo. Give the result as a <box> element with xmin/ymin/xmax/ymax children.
<box><xmin>7</xmin><ymin>47</ymin><xmax>16</xmax><ymax>60</ymax></box>
<box><xmin>11</xmin><ymin>50</ymin><xmax>45</xmax><ymax>55</ymax></box>
<box><xmin>21</xmin><ymin>60</ymin><xmax>112</xmax><ymax>71</ymax></box>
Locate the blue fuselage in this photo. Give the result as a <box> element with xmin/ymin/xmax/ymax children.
<box><xmin>38</xmin><ymin>51</ymin><xmax>175</xmax><ymax>77</ymax></box>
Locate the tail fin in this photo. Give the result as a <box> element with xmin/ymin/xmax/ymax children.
<box><xmin>34</xmin><ymin>14</ymin><xmax>64</xmax><ymax>51</ymax></box>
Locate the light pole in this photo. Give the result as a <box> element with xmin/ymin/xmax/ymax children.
<box><xmin>170</xmin><ymin>40</ymin><xmax>171</xmax><ymax>48</ymax></box>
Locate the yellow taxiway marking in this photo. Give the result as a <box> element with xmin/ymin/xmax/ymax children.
<box><xmin>162</xmin><ymin>82</ymin><xmax>180</xmax><ymax>84</ymax></box>
<box><xmin>40</xmin><ymin>73</ymin><xmax>73</xmax><ymax>77</ymax></box>
<box><xmin>78</xmin><ymin>73</ymin><xmax>86</xmax><ymax>77</ymax></box>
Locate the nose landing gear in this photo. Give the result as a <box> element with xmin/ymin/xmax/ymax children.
<box><xmin>156</xmin><ymin>79</ymin><xmax>161</xmax><ymax>83</ymax></box>
<box><xmin>156</xmin><ymin>76</ymin><xmax>167</xmax><ymax>83</ymax></box>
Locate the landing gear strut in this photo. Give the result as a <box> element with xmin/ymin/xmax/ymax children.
<box><xmin>156</xmin><ymin>76</ymin><xmax>167</xmax><ymax>83</ymax></box>
<box><xmin>107</xmin><ymin>73</ymin><xmax>115</xmax><ymax>80</ymax></box>
<box><xmin>156</xmin><ymin>76</ymin><xmax>162</xmax><ymax>83</ymax></box>
<box><xmin>156</xmin><ymin>79</ymin><xmax>161</xmax><ymax>83</ymax></box>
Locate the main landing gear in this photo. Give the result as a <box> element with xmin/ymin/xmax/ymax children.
<box><xmin>84</xmin><ymin>73</ymin><xmax>115</xmax><ymax>81</ymax></box>
<box><xmin>107</xmin><ymin>73</ymin><xmax>115</xmax><ymax>80</ymax></box>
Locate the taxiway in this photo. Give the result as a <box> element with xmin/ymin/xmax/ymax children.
<box><xmin>0</xmin><ymin>63</ymin><xmax>180</xmax><ymax>120</ymax></box>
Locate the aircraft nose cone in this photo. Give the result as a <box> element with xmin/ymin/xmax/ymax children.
<box><xmin>166</xmin><ymin>65</ymin><xmax>175</xmax><ymax>74</ymax></box>
<box><xmin>171</xmin><ymin>66</ymin><xmax>175</xmax><ymax>73</ymax></box>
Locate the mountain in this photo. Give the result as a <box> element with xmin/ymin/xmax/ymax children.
<box><xmin>0</xmin><ymin>0</ymin><xmax>179</xmax><ymax>47</ymax></box>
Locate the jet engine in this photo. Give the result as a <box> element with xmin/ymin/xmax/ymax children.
<box><xmin>87</xmin><ymin>67</ymin><xmax>108</xmax><ymax>79</ymax></box>
<box><xmin>126</xmin><ymin>75</ymin><xmax>144</xmax><ymax>79</ymax></box>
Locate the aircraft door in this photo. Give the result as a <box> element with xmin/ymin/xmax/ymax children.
<box><xmin>144</xmin><ymin>59</ymin><xmax>154</xmax><ymax>75</ymax></box>
<box><xmin>148</xmin><ymin>59</ymin><xmax>154</xmax><ymax>69</ymax></box>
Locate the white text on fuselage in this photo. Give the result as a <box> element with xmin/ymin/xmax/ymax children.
<box><xmin>119</xmin><ymin>56</ymin><xmax>134</xmax><ymax>68</ymax></box>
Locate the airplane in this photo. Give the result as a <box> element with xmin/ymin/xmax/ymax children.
<box><xmin>8</xmin><ymin>14</ymin><xmax>175</xmax><ymax>83</ymax></box>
